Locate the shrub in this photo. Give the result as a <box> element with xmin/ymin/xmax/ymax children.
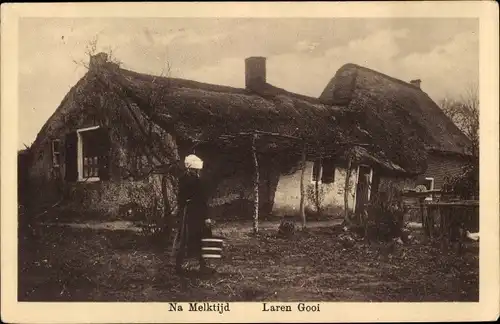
<box><xmin>136</xmin><ymin>197</ymin><xmax>172</xmax><ymax>247</ymax></box>
<box><xmin>305</xmin><ymin>184</ymin><xmax>326</xmax><ymax>215</ymax></box>
<box><xmin>277</xmin><ymin>216</ymin><xmax>296</xmax><ymax>238</ymax></box>
<box><xmin>361</xmin><ymin>186</ymin><xmax>406</xmax><ymax>241</ymax></box>
<box><xmin>366</xmin><ymin>199</ymin><xmax>405</xmax><ymax>241</ymax></box>
<box><xmin>442</xmin><ymin>163</ymin><xmax>479</xmax><ymax>200</ymax></box>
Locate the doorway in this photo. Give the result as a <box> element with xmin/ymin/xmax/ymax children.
<box><xmin>354</xmin><ymin>165</ymin><xmax>372</xmax><ymax>215</ymax></box>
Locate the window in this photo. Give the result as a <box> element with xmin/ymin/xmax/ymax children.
<box><xmin>321</xmin><ymin>159</ymin><xmax>335</xmax><ymax>184</ymax></box>
<box><xmin>424</xmin><ymin>177</ymin><xmax>435</xmax><ymax>201</ymax></box>
<box><xmin>312</xmin><ymin>160</ymin><xmax>321</xmax><ymax>182</ymax></box>
<box><xmin>311</xmin><ymin>158</ymin><xmax>336</xmax><ymax>184</ymax></box>
<box><xmin>65</xmin><ymin>126</ymin><xmax>110</xmax><ymax>182</ymax></box>
<box><xmin>416</xmin><ymin>177</ymin><xmax>435</xmax><ymax>200</ymax></box>
<box><xmin>78</xmin><ymin>127</ymin><xmax>101</xmax><ymax>181</ymax></box>
<box><xmin>52</xmin><ymin>140</ymin><xmax>62</xmax><ymax>167</ymax></box>
<box><xmin>423</xmin><ymin>177</ymin><xmax>434</xmax><ymax>191</ymax></box>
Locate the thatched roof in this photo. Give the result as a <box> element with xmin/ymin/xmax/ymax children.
<box><xmin>31</xmin><ymin>55</ymin><xmax>433</xmax><ymax>175</ymax></box>
<box><xmin>90</xmin><ymin>60</ymin><xmax>374</xmax><ymax>156</ymax></box>
<box><xmin>320</xmin><ymin>64</ymin><xmax>471</xmax><ymax>161</ymax></box>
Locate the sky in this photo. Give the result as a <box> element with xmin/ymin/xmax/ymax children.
<box><xmin>18</xmin><ymin>18</ymin><xmax>479</xmax><ymax>149</ymax></box>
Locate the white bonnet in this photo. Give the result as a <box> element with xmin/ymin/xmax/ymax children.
<box><xmin>184</xmin><ymin>154</ymin><xmax>203</xmax><ymax>170</ymax></box>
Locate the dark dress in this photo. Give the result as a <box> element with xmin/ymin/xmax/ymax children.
<box><xmin>177</xmin><ymin>172</ymin><xmax>212</xmax><ymax>259</ymax></box>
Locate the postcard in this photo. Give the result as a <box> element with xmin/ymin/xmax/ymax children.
<box><xmin>1</xmin><ymin>1</ymin><xmax>499</xmax><ymax>323</ymax></box>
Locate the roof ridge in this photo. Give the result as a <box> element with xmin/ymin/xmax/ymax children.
<box><xmin>256</xmin><ymin>83</ymin><xmax>328</xmax><ymax>105</ymax></box>
<box><xmin>116</xmin><ymin>65</ymin><xmax>334</xmax><ymax>106</ymax></box>
<box><xmin>342</xmin><ymin>63</ymin><xmax>423</xmax><ymax>92</ymax></box>
<box><xmin>117</xmin><ymin>66</ymin><xmax>249</xmax><ymax>94</ymax></box>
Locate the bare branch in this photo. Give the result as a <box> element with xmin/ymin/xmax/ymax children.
<box><xmin>85</xmin><ymin>35</ymin><xmax>99</xmax><ymax>56</ymax></box>
<box><xmin>439</xmin><ymin>85</ymin><xmax>479</xmax><ymax>157</ymax></box>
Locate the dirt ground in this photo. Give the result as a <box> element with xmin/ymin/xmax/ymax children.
<box><xmin>18</xmin><ymin>219</ymin><xmax>479</xmax><ymax>302</ymax></box>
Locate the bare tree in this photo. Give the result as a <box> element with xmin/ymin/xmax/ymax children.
<box><xmin>439</xmin><ymin>84</ymin><xmax>479</xmax><ymax>158</ymax></box>
<box><xmin>342</xmin><ymin>147</ymin><xmax>355</xmax><ymax>226</ymax></box>
<box><xmin>298</xmin><ymin>144</ymin><xmax>307</xmax><ymax>229</ymax></box>
<box><xmin>440</xmin><ymin>84</ymin><xmax>479</xmax><ymax>199</ymax></box>
<box><xmin>71</xmin><ymin>35</ymin><xmax>123</xmax><ymax>69</ymax></box>
<box><xmin>251</xmin><ymin>134</ymin><xmax>259</xmax><ymax>234</ymax></box>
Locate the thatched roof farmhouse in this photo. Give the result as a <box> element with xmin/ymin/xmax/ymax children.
<box><xmin>21</xmin><ymin>53</ymin><xmax>470</xmax><ymax>220</ymax></box>
<box><xmin>320</xmin><ymin>63</ymin><xmax>472</xmax><ymax>192</ymax></box>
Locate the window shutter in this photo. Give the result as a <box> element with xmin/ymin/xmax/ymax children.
<box><xmin>321</xmin><ymin>159</ymin><xmax>335</xmax><ymax>184</ymax></box>
<box><xmin>312</xmin><ymin>160</ymin><xmax>321</xmax><ymax>182</ymax></box>
<box><xmin>96</xmin><ymin>127</ymin><xmax>111</xmax><ymax>181</ymax></box>
<box><xmin>65</xmin><ymin>132</ymin><xmax>78</xmax><ymax>181</ymax></box>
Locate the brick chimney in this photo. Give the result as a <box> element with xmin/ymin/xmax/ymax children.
<box><xmin>89</xmin><ymin>52</ymin><xmax>109</xmax><ymax>71</ymax></box>
<box><xmin>410</xmin><ymin>79</ymin><xmax>422</xmax><ymax>89</ymax></box>
<box><xmin>245</xmin><ymin>56</ymin><xmax>266</xmax><ymax>89</ymax></box>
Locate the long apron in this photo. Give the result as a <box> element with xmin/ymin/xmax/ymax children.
<box><xmin>177</xmin><ymin>173</ymin><xmax>209</xmax><ymax>259</ymax></box>
<box><xmin>184</xmin><ymin>199</ymin><xmax>205</xmax><ymax>258</ymax></box>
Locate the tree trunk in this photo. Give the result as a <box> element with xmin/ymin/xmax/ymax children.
<box><xmin>161</xmin><ymin>174</ymin><xmax>173</xmax><ymax>242</ymax></box>
<box><xmin>315</xmin><ymin>154</ymin><xmax>323</xmax><ymax>215</ymax></box>
<box><xmin>299</xmin><ymin>144</ymin><xmax>307</xmax><ymax>229</ymax></box>
<box><xmin>252</xmin><ymin>134</ymin><xmax>259</xmax><ymax>234</ymax></box>
<box><xmin>344</xmin><ymin>155</ymin><xmax>353</xmax><ymax>225</ymax></box>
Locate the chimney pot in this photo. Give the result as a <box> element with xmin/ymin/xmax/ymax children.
<box><xmin>410</xmin><ymin>79</ymin><xmax>422</xmax><ymax>89</ymax></box>
<box><xmin>245</xmin><ymin>56</ymin><xmax>267</xmax><ymax>89</ymax></box>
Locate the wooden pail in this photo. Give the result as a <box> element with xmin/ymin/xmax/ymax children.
<box><xmin>201</xmin><ymin>236</ymin><xmax>224</xmax><ymax>259</ymax></box>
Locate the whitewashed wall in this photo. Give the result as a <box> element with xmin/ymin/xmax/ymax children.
<box><xmin>272</xmin><ymin>161</ymin><xmax>359</xmax><ymax>217</ymax></box>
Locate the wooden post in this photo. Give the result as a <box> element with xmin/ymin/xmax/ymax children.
<box><xmin>428</xmin><ymin>205</ymin><xmax>434</xmax><ymax>238</ymax></box>
<box><xmin>299</xmin><ymin>143</ymin><xmax>307</xmax><ymax>229</ymax></box>
<box><xmin>343</xmin><ymin>153</ymin><xmax>352</xmax><ymax>225</ymax></box>
<box><xmin>315</xmin><ymin>154</ymin><xmax>323</xmax><ymax>215</ymax></box>
<box><xmin>252</xmin><ymin>134</ymin><xmax>259</xmax><ymax>234</ymax></box>
<box><xmin>424</xmin><ymin>203</ymin><xmax>431</xmax><ymax>238</ymax></box>
<box><xmin>441</xmin><ymin>204</ymin><xmax>451</xmax><ymax>250</ymax></box>
<box><xmin>419</xmin><ymin>197</ymin><xmax>427</xmax><ymax>237</ymax></box>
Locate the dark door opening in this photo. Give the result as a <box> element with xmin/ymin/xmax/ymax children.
<box><xmin>355</xmin><ymin>165</ymin><xmax>372</xmax><ymax>215</ymax></box>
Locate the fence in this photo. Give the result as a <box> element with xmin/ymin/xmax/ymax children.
<box><xmin>403</xmin><ymin>190</ymin><xmax>479</xmax><ymax>246</ymax></box>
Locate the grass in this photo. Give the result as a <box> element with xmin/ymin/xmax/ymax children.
<box><xmin>18</xmin><ymin>220</ymin><xmax>478</xmax><ymax>302</ymax></box>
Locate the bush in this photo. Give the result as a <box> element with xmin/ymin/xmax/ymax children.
<box><xmin>442</xmin><ymin>163</ymin><xmax>479</xmax><ymax>200</ymax></box>
<box><xmin>306</xmin><ymin>184</ymin><xmax>326</xmax><ymax>215</ymax></box>
<box><xmin>277</xmin><ymin>216</ymin><xmax>296</xmax><ymax>238</ymax></box>
<box><xmin>136</xmin><ymin>199</ymin><xmax>172</xmax><ymax>247</ymax></box>
<box><xmin>366</xmin><ymin>199</ymin><xmax>405</xmax><ymax>241</ymax></box>
<box><xmin>359</xmin><ymin>187</ymin><xmax>406</xmax><ymax>242</ymax></box>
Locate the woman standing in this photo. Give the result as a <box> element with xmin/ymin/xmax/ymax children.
<box><xmin>175</xmin><ymin>154</ymin><xmax>214</xmax><ymax>274</ymax></box>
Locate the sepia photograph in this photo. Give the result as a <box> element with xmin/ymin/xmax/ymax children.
<box><xmin>2</xmin><ymin>2</ymin><xmax>499</xmax><ymax>323</ymax></box>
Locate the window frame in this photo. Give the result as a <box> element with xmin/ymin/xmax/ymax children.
<box><xmin>424</xmin><ymin>177</ymin><xmax>435</xmax><ymax>201</ymax></box>
<box><xmin>311</xmin><ymin>159</ymin><xmax>323</xmax><ymax>184</ymax></box>
<box><xmin>51</xmin><ymin>139</ymin><xmax>62</xmax><ymax>168</ymax></box>
<box><xmin>76</xmin><ymin>125</ymin><xmax>101</xmax><ymax>182</ymax></box>
<box><xmin>311</xmin><ymin>159</ymin><xmax>337</xmax><ymax>185</ymax></box>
